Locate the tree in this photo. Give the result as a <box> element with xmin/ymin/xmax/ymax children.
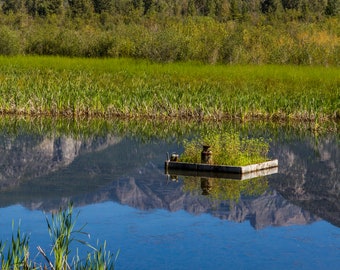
<box><xmin>68</xmin><ymin>0</ymin><xmax>93</xmax><ymax>17</ymax></box>
<box><xmin>187</xmin><ymin>0</ymin><xmax>197</xmax><ymax>15</ymax></box>
<box><xmin>261</xmin><ymin>0</ymin><xmax>277</xmax><ymax>13</ymax></box>
<box><xmin>281</xmin><ymin>0</ymin><xmax>300</xmax><ymax>10</ymax></box>
<box><xmin>229</xmin><ymin>0</ymin><xmax>241</xmax><ymax>19</ymax></box>
<box><xmin>325</xmin><ymin>0</ymin><xmax>339</xmax><ymax>16</ymax></box>
<box><xmin>2</xmin><ymin>0</ymin><xmax>23</xmax><ymax>13</ymax></box>
<box><xmin>25</xmin><ymin>0</ymin><xmax>62</xmax><ymax>17</ymax></box>
<box><xmin>92</xmin><ymin>0</ymin><xmax>113</xmax><ymax>13</ymax></box>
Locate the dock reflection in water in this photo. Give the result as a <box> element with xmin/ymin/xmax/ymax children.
<box><xmin>166</xmin><ymin>167</ymin><xmax>278</xmax><ymax>198</ymax></box>
<box><xmin>0</xmin><ymin>118</ymin><xmax>339</xmax><ymax>269</ymax></box>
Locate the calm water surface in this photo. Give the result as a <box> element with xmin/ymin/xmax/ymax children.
<box><xmin>0</xmin><ymin>120</ymin><xmax>339</xmax><ymax>269</ymax></box>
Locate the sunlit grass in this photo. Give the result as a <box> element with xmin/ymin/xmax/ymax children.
<box><xmin>0</xmin><ymin>56</ymin><xmax>339</xmax><ymax>121</ymax></box>
<box><xmin>179</xmin><ymin>130</ymin><xmax>270</xmax><ymax>166</ymax></box>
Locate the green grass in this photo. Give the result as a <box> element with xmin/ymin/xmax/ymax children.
<box><xmin>0</xmin><ymin>204</ymin><xmax>118</xmax><ymax>270</ymax></box>
<box><xmin>0</xmin><ymin>56</ymin><xmax>339</xmax><ymax>121</ymax></box>
<box><xmin>179</xmin><ymin>130</ymin><xmax>270</xmax><ymax>166</ymax></box>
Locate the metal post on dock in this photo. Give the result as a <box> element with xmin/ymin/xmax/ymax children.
<box><xmin>201</xmin><ymin>145</ymin><xmax>213</xmax><ymax>164</ymax></box>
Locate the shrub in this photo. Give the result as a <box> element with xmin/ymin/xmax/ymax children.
<box><xmin>0</xmin><ymin>26</ymin><xmax>21</xmax><ymax>55</ymax></box>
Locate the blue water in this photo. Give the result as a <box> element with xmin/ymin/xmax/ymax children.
<box><xmin>1</xmin><ymin>202</ymin><xmax>339</xmax><ymax>270</ymax></box>
<box><xmin>0</xmin><ymin>123</ymin><xmax>339</xmax><ymax>269</ymax></box>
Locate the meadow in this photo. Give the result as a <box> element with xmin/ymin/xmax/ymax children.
<box><xmin>0</xmin><ymin>56</ymin><xmax>339</xmax><ymax>123</ymax></box>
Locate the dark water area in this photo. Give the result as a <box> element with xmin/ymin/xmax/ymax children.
<box><xmin>0</xmin><ymin>118</ymin><xmax>339</xmax><ymax>269</ymax></box>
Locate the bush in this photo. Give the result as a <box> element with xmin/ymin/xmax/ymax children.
<box><xmin>0</xmin><ymin>26</ymin><xmax>21</xmax><ymax>55</ymax></box>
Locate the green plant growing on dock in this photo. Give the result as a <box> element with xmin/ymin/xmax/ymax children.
<box><xmin>179</xmin><ymin>131</ymin><xmax>270</xmax><ymax>166</ymax></box>
<box><xmin>0</xmin><ymin>204</ymin><xmax>118</xmax><ymax>270</ymax></box>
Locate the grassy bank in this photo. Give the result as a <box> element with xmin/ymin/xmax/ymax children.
<box><xmin>0</xmin><ymin>56</ymin><xmax>339</xmax><ymax>121</ymax></box>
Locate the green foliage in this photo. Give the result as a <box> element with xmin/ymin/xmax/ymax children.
<box><xmin>325</xmin><ymin>0</ymin><xmax>339</xmax><ymax>16</ymax></box>
<box><xmin>1</xmin><ymin>0</ymin><xmax>22</xmax><ymax>14</ymax></box>
<box><xmin>0</xmin><ymin>0</ymin><xmax>339</xmax><ymax>64</ymax></box>
<box><xmin>46</xmin><ymin>205</ymin><xmax>80</xmax><ymax>269</ymax></box>
<box><xmin>0</xmin><ymin>56</ymin><xmax>338</xmax><ymax>121</ymax></box>
<box><xmin>74</xmin><ymin>241</ymin><xmax>117</xmax><ymax>270</ymax></box>
<box><xmin>0</xmin><ymin>221</ymin><xmax>31</xmax><ymax>269</ymax></box>
<box><xmin>0</xmin><ymin>204</ymin><xmax>118</xmax><ymax>269</ymax></box>
<box><xmin>0</xmin><ymin>26</ymin><xmax>21</xmax><ymax>55</ymax></box>
<box><xmin>25</xmin><ymin>0</ymin><xmax>63</xmax><ymax>17</ymax></box>
<box><xmin>180</xmin><ymin>130</ymin><xmax>270</xmax><ymax>165</ymax></box>
<box><xmin>67</xmin><ymin>0</ymin><xmax>94</xmax><ymax>17</ymax></box>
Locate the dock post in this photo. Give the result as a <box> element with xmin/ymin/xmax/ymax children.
<box><xmin>201</xmin><ymin>145</ymin><xmax>213</xmax><ymax>164</ymax></box>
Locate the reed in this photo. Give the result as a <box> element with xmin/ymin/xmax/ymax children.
<box><xmin>0</xmin><ymin>221</ymin><xmax>31</xmax><ymax>270</ymax></box>
<box><xmin>0</xmin><ymin>56</ymin><xmax>339</xmax><ymax>122</ymax></box>
<box><xmin>0</xmin><ymin>204</ymin><xmax>117</xmax><ymax>270</ymax></box>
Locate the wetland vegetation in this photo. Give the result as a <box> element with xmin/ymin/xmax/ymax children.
<box><xmin>0</xmin><ymin>0</ymin><xmax>339</xmax><ymax>65</ymax></box>
<box><xmin>0</xmin><ymin>0</ymin><xmax>338</xmax><ymax>122</ymax></box>
<box><xmin>179</xmin><ymin>130</ymin><xmax>270</xmax><ymax>165</ymax></box>
<box><xmin>0</xmin><ymin>56</ymin><xmax>339</xmax><ymax>122</ymax></box>
<box><xmin>0</xmin><ymin>205</ymin><xmax>117</xmax><ymax>269</ymax></box>
<box><xmin>0</xmin><ymin>0</ymin><xmax>339</xmax><ymax>266</ymax></box>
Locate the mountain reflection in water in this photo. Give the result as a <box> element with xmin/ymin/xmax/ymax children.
<box><xmin>0</xmin><ymin>121</ymin><xmax>338</xmax><ymax>230</ymax></box>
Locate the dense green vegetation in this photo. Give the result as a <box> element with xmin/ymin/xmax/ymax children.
<box><xmin>0</xmin><ymin>205</ymin><xmax>117</xmax><ymax>269</ymax></box>
<box><xmin>0</xmin><ymin>56</ymin><xmax>339</xmax><ymax>121</ymax></box>
<box><xmin>179</xmin><ymin>130</ymin><xmax>270</xmax><ymax>165</ymax></box>
<box><xmin>0</xmin><ymin>0</ymin><xmax>339</xmax><ymax>65</ymax></box>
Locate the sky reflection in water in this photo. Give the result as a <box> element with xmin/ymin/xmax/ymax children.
<box><xmin>0</xmin><ymin>120</ymin><xmax>339</xmax><ymax>269</ymax></box>
<box><xmin>0</xmin><ymin>202</ymin><xmax>339</xmax><ymax>270</ymax></box>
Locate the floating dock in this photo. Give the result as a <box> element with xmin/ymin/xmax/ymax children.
<box><xmin>165</xmin><ymin>166</ymin><xmax>278</xmax><ymax>181</ymax></box>
<box><xmin>165</xmin><ymin>159</ymin><xmax>278</xmax><ymax>174</ymax></box>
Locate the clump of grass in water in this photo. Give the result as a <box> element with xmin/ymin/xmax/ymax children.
<box><xmin>0</xmin><ymin>221</ymin><xmax>31</xmax><ymax>269</ymax></box>
<box><xmin>180</xmin><ymin>131</ymin><xmax>270</xmax><ymax>166</ymax></box>
<box><xmin>0</xmin><ymin>204</ymin><xmax>118</xmax><ymax>270</ymax></box>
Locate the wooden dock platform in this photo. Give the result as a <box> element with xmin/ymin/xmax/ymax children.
<box><xmin>165</xmin><ymin>159</ymin><xmax>278</xmax><ymax>174</ymax></box>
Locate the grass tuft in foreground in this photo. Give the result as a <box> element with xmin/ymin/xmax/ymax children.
<box><xmin>0</xmin><ymin>204</ymin><xmax>118</xmax><ymax>270</ymax></box>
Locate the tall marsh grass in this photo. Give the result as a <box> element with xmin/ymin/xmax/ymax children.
<box><xmin>0</xmin><ymin>56</ymin><xmax>339</xmax><ymax>121</ymax></box>
<box><xmin>0</xmin><ymin>205</ymin><xmax>117</xmax><ymax>270</ymax></box>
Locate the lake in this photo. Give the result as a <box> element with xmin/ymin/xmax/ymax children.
<box><xmin>0</xmin><ymin>118</ymin><xmax>339</xmax><ymax>269</ymax></box>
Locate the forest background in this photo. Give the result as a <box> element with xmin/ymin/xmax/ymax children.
<box><xmin>0</xmin><ymin>0</ymin><xmax>339</xmax><ymax>65</ymax></box>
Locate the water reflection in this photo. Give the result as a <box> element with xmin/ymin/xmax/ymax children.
<box><xmin>201</xmin><ymin>178</ymin><xmax>212</xmax><ymax>195</ymax></box>
<box><xmin>0</xmin><ymin>117</ymin><xmax>339</xmax><ymax>231</ymax></box>
<box><xmin>166</xmin><ymin>167</ymin><xmax>278</xmax><ymax>199</ymax></box>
